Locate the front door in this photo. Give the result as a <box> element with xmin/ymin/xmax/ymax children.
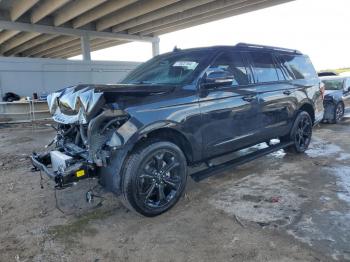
<box><xmin>199</xmin><ymin>51</ymin><xmax>262</xmax><ymax>159</ymax></box>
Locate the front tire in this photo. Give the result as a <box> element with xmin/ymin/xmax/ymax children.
<box><xmin>282</xmin><ymin>111</ymin><xmax>313</xmax><ymax>153</ymax></box>
<box><xmin>331</xmin><ymin>102</ymin><xmax>344</xmax><ymax>124</ymax></box>
<box><xmin>120</xmin><ymin>141</ymin><xmax>187</xmax><ymax>217</ymax></box>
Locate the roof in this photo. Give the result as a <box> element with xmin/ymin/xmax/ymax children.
<box><xmin>0</xmin><ymin>0</ymin><xmax>294</xmax><ymax>59</ymax></box>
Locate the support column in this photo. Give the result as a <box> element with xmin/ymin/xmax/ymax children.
<box><xmin>152</xmin><ymin>37</ymin><xmax>160</xmax><ymax>57</ymax></box>
<box><xmin>80</xmin><ymin>33</ymin><xmax>91</xmax><ymax>61</ymax></box>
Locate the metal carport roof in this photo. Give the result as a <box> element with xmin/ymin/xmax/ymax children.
<box><xmin>0</xmin><ymin>0</ymin><xmax>293</xmax><ymax>60</ymax></box>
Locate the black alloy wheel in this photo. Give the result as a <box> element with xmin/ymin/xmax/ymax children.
<box><xmin>283</xmin><ymin>111</ymin><xmax>312</xmax><ymax>153</ymax></box>
<box><xmin>137</xmin><ymin>150</ymin><xmax>182</xmax><ymax>209</ymax></box>
<box><xmin>121</xmin><ymin>141</ymin><xmax>187</xmax><ymax>216</ymax></box>
<box><xmin>294</xmin><ymin>113</ymin><xmax>312</xmax><ymax>151</ymax></box>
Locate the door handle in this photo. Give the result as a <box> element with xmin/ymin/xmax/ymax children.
<box><xmin>283</xmin><ymin>90</ymin><xmax>291</xmax><ymax>95</ymax></box>
<box><xmin>242</xmin><ymin>95</ymin><xmax>256</xmax><ymax>102</ymax></box>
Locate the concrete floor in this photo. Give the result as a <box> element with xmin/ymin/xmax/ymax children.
<box><xmin>0</xmin><ymin>119</ymin><xmax>350</xmax><ymax>261</ymax></box>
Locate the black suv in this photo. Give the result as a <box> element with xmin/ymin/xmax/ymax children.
<box><xmin>31</xmin><ymin>43</ymin><xmax>324</xmax><ymax>216</ymax></box>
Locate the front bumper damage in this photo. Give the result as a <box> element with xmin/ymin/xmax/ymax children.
<box><xmin>30</xmin><ymin>85</ymin><xmax>141</xmax><ymax>191</ymax></box>
<box><xmin>31</xmin><ymin>151</ymin><xmax>95</xmax><ymax>188</ymax></box>
<box><xmin>30</xmin><ymin>108</ymin><xmax>130</xmax><ymax>189</ymax></box>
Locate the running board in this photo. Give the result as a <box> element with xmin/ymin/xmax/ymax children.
<box><xmin>191</xmin><ymin>141</ymin><xmax>294</xmax><ymax>182</ymax></box>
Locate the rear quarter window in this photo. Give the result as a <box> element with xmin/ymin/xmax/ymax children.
<box><xmin>280</xmin><ymin>54</ymin><xmax>317</xmax><ymax>80</ymax></box>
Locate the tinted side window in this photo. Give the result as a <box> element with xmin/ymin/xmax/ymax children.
<box><xmin>275</xmin><ymin>55</ymin><xmax>295</xmax><ymax>80</ymax></box>
<box><xmin>209</xmin><ymin>51</ymin><xmax>249</xmax><ymax>86</ymax></box>
<box><xmin>249</xmin><ymin>52</ymin><xmax>279</xmax><ymax>83</ymax></box>
<box><xmin>280</xmin><ymin>55</ymin><xmax>317</xmax><ymax>80</ymax></box>
<box><xmin>275</xmin><ymin>62</ymin><xmax>286</xmax><ymax>81</ymax></box>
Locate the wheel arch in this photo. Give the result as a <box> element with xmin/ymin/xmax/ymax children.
<box><xmin>99</xmin><ymin>123</ymin><xmax>196</xmax><ymax>195</ymax></box>
<box><xmin>132</xmin><ymin>127</ymin><xmax>194</xmax><ymax>164</ymax></box>
<box><xmin>298</xmin><ymin>102</ymin><xmax>315</xmax><ymax>124</ymax></box>
<box><xmin>337</xmin><ymin>100</ymin><xmax>345</xmax><ymax>108</ymax></box>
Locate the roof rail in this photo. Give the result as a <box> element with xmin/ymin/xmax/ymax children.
<box><xmin>236</xmin><ymin>42</ymin><xmax>302</xmax><ymax>54</ymax></box>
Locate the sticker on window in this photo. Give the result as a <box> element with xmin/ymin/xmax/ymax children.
<box><xmin>173</xmin><ymin>61</ymin><xmax>198</xmax><ymax>70</ymax></box>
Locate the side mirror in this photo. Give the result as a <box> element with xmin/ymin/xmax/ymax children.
<box><xmin>202</xmin><ymin>69</ymin><xmax>234</xmax><ymax>88</ymax></box>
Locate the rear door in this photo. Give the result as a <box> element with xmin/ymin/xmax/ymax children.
<box><xmin>279</xmin><ymin>54</ymin><xmax>323</xmax><ymax>123</ymax></box>
<box><xmin>199</xmin><ymin>51</ymin><xmax>262</xmax><ymax>158</ymax></box>
<box><xmin>246</xmin><ymin>51</ymin><xmax>296</xmax><ymax>138</ymax></box>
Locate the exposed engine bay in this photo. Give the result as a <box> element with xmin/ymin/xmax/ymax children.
<box><xmin>31</xmin><ymin>83</ymin><xmax>172</xmax><ymax>191</ymax></box>
<box><xmin>31</xmin><ymin>84</ymin><xmax>139</xmax><ymax>188</ymax></box>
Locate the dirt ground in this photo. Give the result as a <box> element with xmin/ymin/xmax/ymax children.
<box><xmin>1</xmin><ymin>119</ymin><xmax>350</xmax><ymax>262</ymax></box>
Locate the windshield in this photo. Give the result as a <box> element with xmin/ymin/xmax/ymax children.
<box><xmin>121</xmin><ymin>50</ymin><xmax>211</xmax><ymax>85</ymax></box>
<box><xmin>322</xmin><ymin>79</ymin><xmax>344</xmax><ymax>90</ymax></box>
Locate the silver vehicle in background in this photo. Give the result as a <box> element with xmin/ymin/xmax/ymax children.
<box><xmin>321</xmin><ymin>76</ymin><xmax>350</xmax><ymax>123</ymax></box>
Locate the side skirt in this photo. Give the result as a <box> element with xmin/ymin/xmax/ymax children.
<box><xmin>191</xmin><ymin>141</ymin><xmax>294</xmax><ymax>182</ymax></box>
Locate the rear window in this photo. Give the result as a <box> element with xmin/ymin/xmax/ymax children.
<box><xmin>279</xmin><ymin>55</ymin><xmax>317</xmax><ymax>80</ymax></box>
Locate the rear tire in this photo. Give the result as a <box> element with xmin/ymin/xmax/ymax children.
<box><xmin>120</xmin><ymin>141</ymin><xmax>187</xmax><ymax>217</ymax></box>
<box><xmin>282</xmin><ymin>111</ymin><xmax>313</xmax><ymax>153</ymax></box>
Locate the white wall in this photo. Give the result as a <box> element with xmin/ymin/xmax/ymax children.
<box><xmin>0</xmin><ymin>57</ymin><xmax>140</xmax><ymax>98</ymax></box>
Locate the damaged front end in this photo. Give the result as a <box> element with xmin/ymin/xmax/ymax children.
<box><xmin>31</xmin><ymin>85</ymin><xmax>130</xmax><ymax>188</ymax></box>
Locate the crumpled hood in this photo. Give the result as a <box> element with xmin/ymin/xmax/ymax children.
<box><xmin>47</xmin><ymin>84</ymin><xmax>174</xmax><ymax>124</ymax></box>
